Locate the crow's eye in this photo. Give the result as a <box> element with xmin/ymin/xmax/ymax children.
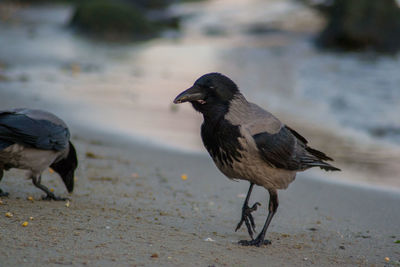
<box><xmin>208</xmin><ymin>86</ymin><xmax>214</xmax><ymax>89</ymax></box>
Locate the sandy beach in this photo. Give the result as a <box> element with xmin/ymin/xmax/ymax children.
<box><xmin>0</xmin><ymin>119</ymin><xmax>399</xmax><ymax>266</ymax></box>
<box><xmin>0</xmin><ymin>84</ymin><xmax>399</xmax><ymax>266</ymax></box>
<box><xmin>0</xmin><ymin>0</ymin><xmax>400</xmax><ymax>266</ymax></box>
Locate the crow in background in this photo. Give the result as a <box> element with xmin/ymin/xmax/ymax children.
<box><xmin>0</xmin><ymin>108</ymin><xmax>77</xmax><ymax>200</ymax></box>
<box><xmin>174</xmin><ymin>73</ymin><xmax>340</xmax><ymax>247</ymax></box>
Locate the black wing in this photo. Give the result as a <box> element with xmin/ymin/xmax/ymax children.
<box><xmin>253</xmin><ymin>125</ymin><xmax>339</xmax><ymax>171</ymax></box>
<box><xmin>0</xmin><ymin>111</ymin><xmax>70</xmax><ymax>151</ymax></box>
<box><xmin>253</xmin><ymin>126</ymin><xmax>302</xmax><ymax>170</ymax></box>
<box><xmin>285</xmin><ymin>125</ymin><xmax>308</xmax><ymax>144</ymax></box>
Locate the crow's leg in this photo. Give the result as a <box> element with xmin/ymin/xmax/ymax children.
<box><xmin>0</xmin><ymin>169</ymin><xmax>9</xmax><ymax>197</ymax></box>
<box><xmin>235</xmin><ymin>183</ymin><xmax>261</xmax><ymax>239</ymax></box>
<box><xmin>239</xmin><ymin>189</ymin><xmax>278</xmax><ymax>247</ymax></box>
<box><xmin>32</xmin><ymin>175</ymin><xmax>67</xmax><ymax>201</ymax></box>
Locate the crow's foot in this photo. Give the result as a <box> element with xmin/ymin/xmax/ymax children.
<box><xmin>0</xmin><ymin>189</ymin><xmax>9</xmax><ymax>197</ymax></box>
<box><xmin>235</xmin><ymin>202</ymin><xmax>261</xmax><ymax>239</ymax></box>
<box><xmin>42</xmin><ymin>194</ymin><xmax>68</xmax><ymax>201</ymax></box>
<box><xmin>238</xmin><ymin>237</ymin><xmax>271</xmax><ymax>247</ymax></box>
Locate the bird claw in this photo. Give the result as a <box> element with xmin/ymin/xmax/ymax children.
<box><xmin>238</xmin><ymin>237</ymin><xmax>271</xmax><ymax>247</ymax></box>
<box><xmin>235</xmin><ymin>202</ymin><xmax>261</xmax><ymax>239</ymax></box>
<box><xmin>42</xmin><ymin>194</ymin><xmax>68</xmax><ymax>201</ymax></box>
<box><xmin>0</xmin><ymin>189</ymin><xmax>9</xmax><ymax>197</ymax></box>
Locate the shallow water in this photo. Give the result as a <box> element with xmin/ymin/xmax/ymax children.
<box><xmin>0</xmin><ymin>0</ymin><xmax>399</xmax><ymax>189</ymax></box>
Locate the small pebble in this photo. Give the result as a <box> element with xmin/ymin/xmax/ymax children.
<box><xmin>27</xmin><ymin>196</ymin><xmax>34</xmax><ymax>201</ymax></box>
<box><xmin>22</xmin><ymin>221</ymin><xmax>28</xmax><ymax>227</ymax></box>
<box><xmin>29</xmin><ymin>217</ymin><xmax>34</xmax><ymax>220</ymax></box>
<box><xmin>151</xmin><ymin>253</ymin><xmax>158</xmax><ymax>258</ymax></box>
<box><xmin>5</xmin><ymin>212</ymin><xmax>13</xmax><ymax>218</ymax></box>
<box><xmin>385</xmin><ymin>257</ymin><xmax>390</xmax><ymax>262</ymax></box>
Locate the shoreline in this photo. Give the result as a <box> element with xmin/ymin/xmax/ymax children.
<box><xmin>1</xmin><ymin>83</ymin><xmax>400</xmax><ymax>193</ymax></box>
<box><xmin>78</xmin><ymin>123</ymin><xmax>400</xmax><ymax>195</ymax></box>
<box><xmin>0</xmin><ymin>1</ymin><xmax>399</xmax><ymax>190</ymax></box>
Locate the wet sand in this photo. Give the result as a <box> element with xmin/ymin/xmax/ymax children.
<box><xmin>0</xmin><ymin>123</ymin><xmax>399</xmax><ymax>266</ymax></box>
<box><xmin>0</xmin><ymin>86</ymin><xmax>399</xmax><ymax>265</ymax></box>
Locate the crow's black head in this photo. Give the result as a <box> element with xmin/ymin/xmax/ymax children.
<box><xmin>174</xmin><ymin>73</ymin><xmax>240</xmax><ymax>115</ymax></box>
<box><xmin>50</xmin><ymin>141</ymin><xmax>78</xmax><ymax>193</ymax></box>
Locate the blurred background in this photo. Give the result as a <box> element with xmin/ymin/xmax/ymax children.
<box><xmin>0</xmin><ymin>0</ymin><xmax>399</xmax><ymax>189</ymax></box>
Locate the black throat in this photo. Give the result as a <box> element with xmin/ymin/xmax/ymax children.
<box><xmin>191</xmin><ymin>99</ymin><xmax>230</xmax><ymax>118</ymax></box>
<box><xmin>200</xmin><ymin>108</ymin><xmax>243</xmax><ymax>167</ymax></box>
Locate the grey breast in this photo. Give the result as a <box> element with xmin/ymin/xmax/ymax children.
<box><xmin>221</xmin><ymin>96</ymin><xmax>296</xmax><ymax>189</ymax></box>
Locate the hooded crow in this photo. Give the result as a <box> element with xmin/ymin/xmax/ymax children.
<box><xmin>174</xmin><ymin>73</ymin><xmax>340</xmax><ymax>247</ymax></box>
<box><xmin>0</xmin><ymin>108</ymin><xmax>78</xmax><ymax>200</ymax></box>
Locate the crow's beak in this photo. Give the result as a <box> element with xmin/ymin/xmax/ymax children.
<box><xmin>62</xmin><ymin>171</ymin><xmax>74</xmax><ymax>193</ymax></box>
<box><xmin>173</xmin><ymin>86</ymin><xmax>205</xmax><ymax>104</ymax></box>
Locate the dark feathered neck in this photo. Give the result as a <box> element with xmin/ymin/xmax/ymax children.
<box><xmin>193</xmin><ymin>92</ymin><xmax>247</xmax><ymax>123</ymax></box>
<box><xmin>200</xmin><ymin>103</ymin><xmax>229</xmax><ymax>123</ymax></box>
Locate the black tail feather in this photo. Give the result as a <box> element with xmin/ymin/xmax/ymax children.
<box><xmin>306</xmin><ymin>147</ymin><xmax>333</xmax><ymax>161</ymax></box>
<box><xmin>286</xmin><ymin>125</ymin><xmax>340</xmax><ymax>171</ymax></box>
<box><xmin>307</xmin><ymin>161</ymin><xmax>341</xmax><ymax>171</ymax></box>
<box><xmin>303</xmin><ymin>146</ymin><xmax>340</xmax><ymax>171</ymax></box>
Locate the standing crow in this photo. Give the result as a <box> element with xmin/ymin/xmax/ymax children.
<box><xmin>0</xmin><ymin>108</ymin><xmax>78</xmax><ymax>200</ymax></box>
<box><xmin>174</xmin><ymin>73</ymin><xmax>340</xmax><ymax>247</ymax></box>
